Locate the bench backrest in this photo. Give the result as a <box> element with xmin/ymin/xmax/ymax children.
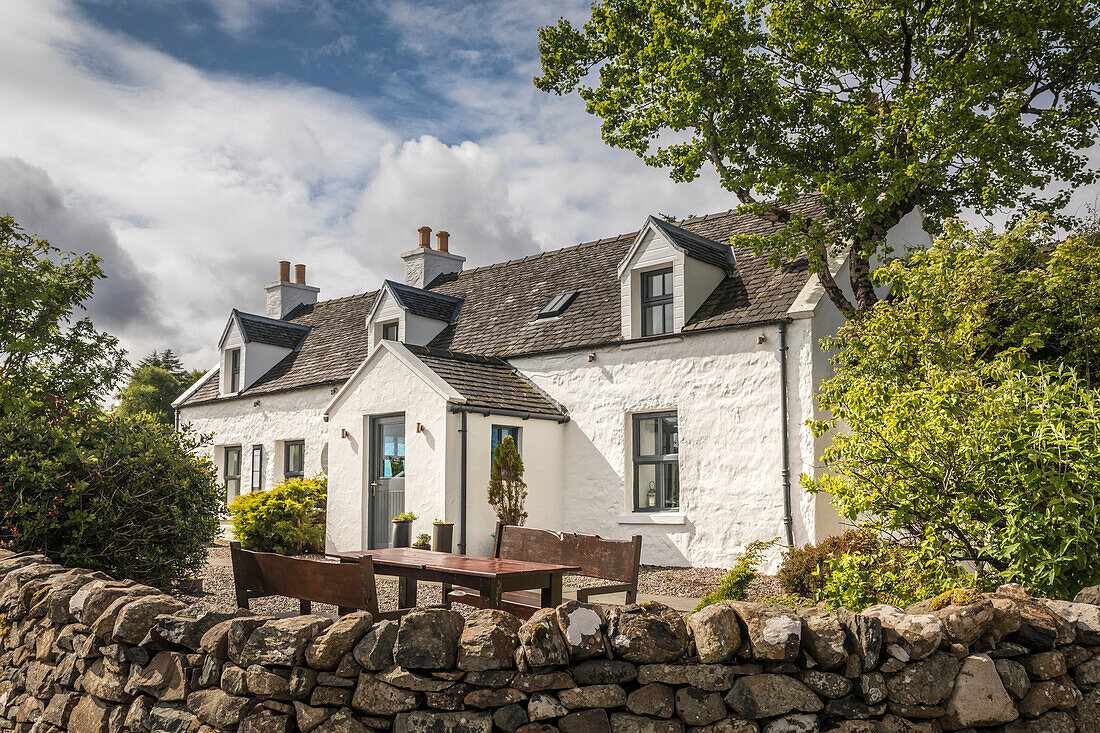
<box><xmin>230</xmin><ymin>542</ymin><xmax>379</xmax><ymax>617</ymax></box>
<box><xmin>494</xmin><ymin>523</ymin><xmax>642</xmax><ymax>586</ymax></box>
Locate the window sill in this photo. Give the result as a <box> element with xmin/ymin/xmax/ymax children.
<box><xmin>617</xmin><ymin>512</ymin><xmax>686</xmax><ymax>525</ymax></box>
<box><xmin>620</xmin><ymin>335</ymin><xmax>683</xmax><ymax>351</ymax></box>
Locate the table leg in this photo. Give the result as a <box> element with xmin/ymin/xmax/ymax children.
<box><xmin>399</xmin><ymin>577</ymin><xmax>418</xmax><ymax>609</ymax></box>
<box><xmin>542</xmin><ymin>574</ymin><xmax>562</xmax><ymax>608</ymax></box>
<box><xmin>487</xmin><ymin>579</ymin><xmax>503</xmax><ymax>610</ymax></box>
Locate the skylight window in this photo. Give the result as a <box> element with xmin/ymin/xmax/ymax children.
<box><xmin>537</xmin><ymin>290</ymin><xmax>578</xmax><ymax>319</ymax></box>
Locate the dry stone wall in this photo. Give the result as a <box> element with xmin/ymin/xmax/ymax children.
<box><xmin>1</xmin><ymin>550</ymin><xmax>1099</xmax><ymax>733</ymax></box>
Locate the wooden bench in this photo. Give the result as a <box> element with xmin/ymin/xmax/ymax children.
<box><xmin>445</xmin><ymin>523</ymin><xmax>642</xmax><ymax>617</ymax></box>
<box><xmin>230</xmin><ymin>542</ymin><xmax>404</xmax><ymax>620</ymax></box>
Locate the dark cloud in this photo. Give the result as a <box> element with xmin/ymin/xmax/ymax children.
<box><xmin>0</xmin><ymin>157</ymin><xmax>171</xmax><ymax>341</ymax></box>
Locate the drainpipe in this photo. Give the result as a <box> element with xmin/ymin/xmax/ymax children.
<box><xmin>458</xmin><ymin>410</ymin><xmax>468</xmax><ymax>554</ymax></box>
<box><xmin>779</xmin><ymin>320</ymin><xmax>795</xmax><ymax>547</ymax></box>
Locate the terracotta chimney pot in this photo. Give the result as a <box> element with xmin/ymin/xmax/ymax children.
<box><xmin>436</xmin><ymin>231</ymin><xmax>450</xmax><ymax>253</ymax></box>
<box><xmin>278</xmin><ymin>260</ymin><xmax>291</xmax><ymax>282</ymax></box>
<box><xmin>418</xmin><ymin>226</ymin><xmax>432</xmax><ymax>249</ymax></box>
<box><xmin>294</xmin><ymin>264</ymin><xmax>306</xmax><ymax>284</ymax></box>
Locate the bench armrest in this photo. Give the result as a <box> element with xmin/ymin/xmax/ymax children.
<box><xmin>576</xmin><ymin>583</ymin><xmax>635</xmax><ymax>602</ymax></box>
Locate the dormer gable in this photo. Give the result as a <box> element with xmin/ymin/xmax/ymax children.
<box><xmin>217</xmin><ymin>309</ymin><xmax>310</xmax><ymax>395</ymax></box>
<box><xmin>617</xmin><ymin>217</ymin><xmax>734</xmax><ymax>340</ymax></box>
<box><xmin>365</xmin><ymin>280</ymin><xmax>463</xmax><ymax>351</ymax></box>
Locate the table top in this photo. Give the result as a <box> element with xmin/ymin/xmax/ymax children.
<box><xmin>328</xmin><ymin>547</ymin><xmax>581</xmax><ymax>579</ymax></box>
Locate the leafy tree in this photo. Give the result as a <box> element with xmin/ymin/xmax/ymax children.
<box><xmin>807</xmin><ymin>217</ymin><xmax>1100</xmax><ymax>598</ymax></box>
<box><xmin>116</xmin><ymin>350</ymin><xmax>208</xmax><ymax>425</ymax></box>
<box><xmin>0</xmin><ymin>391</ymin><xmax>222</xmax><ymax>587</ymax></box>
<box><xmin>488</xmin><ymin>436</ymin><xmax>528</xmax><ymax>526</ymax></box>
<box><xmin>535</xmin><ymin>1</ymin><xmax>1100</xmax><ymax>317</ymax></box>
<box><xmin>0</xmin><ymin>215</ymin><xmax>126</xmax><ymax>405</ymax></box>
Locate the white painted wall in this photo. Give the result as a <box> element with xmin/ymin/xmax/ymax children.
<box><xmin>366</xmin><ymin>288</ymin><xmax>450</xmax><ymax>350</ymax></box>
<box><xmin>461</xmin><ymin>412</ymin><xmax>565</xmax><ymax>556</ymax></box>
<box><xmin>325</xmin><ymin>349</ymin><xmax>452</xmax><ymax>552</ymax></box>
<box><xmin>178</xmin><ymin>385</ymin><xmax>333</xmax><ymax>500</ymax></box>
<box><xmin>264</xmin><ymin>280</ymin><xmax>319</xmax><ymax>319</ymax></box>
<box><xmin>510</xmin><ymin>326</ymin><xmax>823</xmax><ymax>570</ymax></box>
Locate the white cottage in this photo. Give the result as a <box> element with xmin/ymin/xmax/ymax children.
<box><xmin>176</xmin><ymin>199</ymin><xmax>927</xmax><ymax>567</ymax></box>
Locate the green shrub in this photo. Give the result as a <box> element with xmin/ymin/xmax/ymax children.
<box><xmin>393</xmin><ymin>512</ymin><xmax>417</xmax><ymax>522</ymax></box>
<box><xmin>229</xmin><ymin>475</ymin><xmax>327</xmax><ymax>555</ymax></box>
<box><xmin>0</xmin><ymin>393</ymin><xmax>222</xmax><ymax>587</ymax></box>
<box><xmin>777</xmin><ymin>529</ymin><xmax>879</xmax><ymax>597</ymax></box>
<box><xmin>815</xmin><ymin>545</ymin><xmax>970</xmax><ymax>612</ymax></box>
<box><xmin>692</xmin><ymin>539</ymin><xmax>776</xmax><ymax>613</ymax></box>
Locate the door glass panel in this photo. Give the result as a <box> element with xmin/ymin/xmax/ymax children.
<box><xmin>370</xmin><ymin>417</ymin><xmax>405</xmax><ymax>549</ymax></box>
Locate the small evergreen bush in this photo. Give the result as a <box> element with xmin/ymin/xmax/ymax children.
<box><xmin>488</xmin><ymin>436</ymin><xmax>527</xmax><ymax>525</ymax></box>
<box><xmin>229</xmin><ymin>475</ymin><xmax>327</xmax><ymax>555</ymax></box>
<box><xmin>692</xmin><ymin>539</ymin><xmax>776</xmax><ymax>613</ymax></box>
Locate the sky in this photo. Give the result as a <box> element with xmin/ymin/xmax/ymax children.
<box><xmin>1</xmin><ymin>1</ymin><xmax>1098</xmax><ymax>371</ymax></box>
<box><xmin>0</xmin><ymin>0</ymin><xmax>740</xmax><ymax>369</ymax></box>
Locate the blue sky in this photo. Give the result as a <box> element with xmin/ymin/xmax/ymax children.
<box><xmin>1</xmin><ymin>1</ymin><xmax>1097</xmax><ymax>370</ymax></box>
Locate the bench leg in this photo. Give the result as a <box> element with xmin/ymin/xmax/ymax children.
<box><xmin>542</xmin><ymin>576</ymin><xmax>562</xmax><ymax>608</ymax></box>
<box><xmin>398</xmin><ymin>577</ymin><xmax>418</xmax><ymax>609</ymax></box>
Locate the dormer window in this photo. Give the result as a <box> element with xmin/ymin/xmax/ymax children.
<box><xmin>229</xmin><ymin>348</ymin><xmax>241</xmax><ymax>392</ymax></box>
<box><xmin>537</xmin><ymin>291</ymin><xmax>578</xmax><ymax>320</ymax></box>
<box><xmin>642</xmin><ymin>268</ymin><xmax>674</xmax><ymax>336</ymax></box>
<box><xmin>382</xmin><ymin>322</ymin><xmax>399</xmax><ymax>341</ymax></box>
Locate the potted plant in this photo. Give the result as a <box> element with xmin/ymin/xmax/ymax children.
<box><xmin>392</xmin><ymin>512</ymin><xmax>417</xmax><ymax>548</ymax></box>
<box><xmin>488</xmin><ymin>435</ymin><xmax>527</xmax><ymax>526</ymax></box>
<box><xmin>432</xmin><ymin>519</ymin><xmax>454</xmax><ymax>553</ymax></box>
<box><xmin>412</xmin><ymin>533</ymin><xmax>432</xmax><ymax>550</ymax></box>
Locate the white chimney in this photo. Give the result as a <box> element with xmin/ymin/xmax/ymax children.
<box><xmin>265</xmin><ymin>260</ymin><xmax>319</xmax><ymax>318</ymax></box>
<box><xmin>402</xmin><ymin>226</ymin><xmax>464</xmax><ymax>289</ymax></box>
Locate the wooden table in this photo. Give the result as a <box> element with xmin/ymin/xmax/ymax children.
<box><xmin>328</xmin><ymin>547</ymin><xmax>580</xmax><ymax>612</ymax></box>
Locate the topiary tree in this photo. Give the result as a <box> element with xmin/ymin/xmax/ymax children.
<box><xmin>807</xmin><ymin>216</ymin><xmax>1100</xmax><ymax>599</ymax></box>
<box><xmin>0</xmin><ymin>391</ymin><xmax>223</xmax><ymax>587</ymax></box>
<box><xmin>488</xmin><ymin>436</ymin><xmax>527</xmax><ymax>526</ymax></box>
<box><xmin>228</xmin><ymin>475</ymin><xmax>327</xmax><ymax>555</ymax></box>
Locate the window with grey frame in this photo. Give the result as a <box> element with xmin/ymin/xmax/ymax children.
<box><xmin>251</xmin><ymin>444</ymin><xmax>263</xmax><ymax>491</ymax></box>
<box><xmin>224</xmin><ymin>446</ymin><xmax>242</xmax><ymax>504</ymax></box>
<box><xmin>641</xmin><ymin>268</ymin><xmax>674</xmax><ymax>336</ymax></box>
<box><xmin>382</xmin><ymin>321</ymin><xmax>399</xmax><ymax>341</ymax></box>
<box><xmin>284</xmin><ymin>440</ymin><xmax>304</xmax><ymax>478</ymax></box>
<box><xmin>229</xmin><ymin>348</ymin><xmax>241</xmax><ymax>392</ymax></box>
<box><xmin>490</xmin><ymin>425</ymin><xmax>522</xmax><ymax>458</ymax></box>
<box><xmin>632</xmin><ymin>411</ymin><xmax>679</xmax><ymax>511</ymax></box>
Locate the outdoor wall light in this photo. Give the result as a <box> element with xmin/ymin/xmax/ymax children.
<box><xmin>416</xmin><ymin>422</ymin><xmax>425</xmax><ymax>433</ymax></box>
<box><xmin>341</xmin><ymin>428</ymin><xmax>349</xmax><ymax>439</ymax></box>
<box><xmin>758</xmin><ymin>334</ymin><xmax>767</xmax><ymax>344</ymax></box>
<box><xmin>252</xmin><ymin>400</ymin><xmax>261</xmax><ymax>406</ymax></box>
<box><xmin>587</xmin><ymin>352</ymin><xmax>596</xmax><ymax>362</ymax></box>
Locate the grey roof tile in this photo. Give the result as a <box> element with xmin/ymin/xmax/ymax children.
<box><xmin>234</xmin><ymin>310</ymin><xmax>310</xmax><ymax>349</ymax></box>
<box><xmin>385</xmin><ymin>280</ymin><xmax>462</xmax><ymax>322</ymax></box>
<box><xmin>180</xmin><ymin>195</ymin><xmax>824</xmax><ymax>408</ymax></box>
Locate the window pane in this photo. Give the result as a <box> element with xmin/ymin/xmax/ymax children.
<box><xmin>664</xmin><ymin>463</ymin><xmax>680</xmax><ymax>508</ymax></box>
<box><xmin>635</xmin><ymin>463</ymin><xmax>658</xmax><ymax>510</ymax></box>
<box><xmin>637</xmin><ymin>417</ymin><xmax>658</xmax><ymax>456</ymax></box>
<box><xmin>661</xmin><ymin>416</ymin><xmax>678</xmax><ymax>454</ymax></box>
<box><xmin>251</xmin><ymin>445</ymin><xmax>262</xmax><ymax>490</ymax></box>
<box><xmin>663</xmin><ymin>303</ymin><xmax>674</xmax><ymax>334</ymax></box>
<box><xmin>226</xmin><ymin>449</ymin><xmax>240</xmax><ymax>476</ymax></box>
<box><xmin>382</xmin><ymin>322</ymin><xmax>399</xmax><ymax>341</ymax></box>
<box><xmin>491</xmin><ymin>426</ymin><xmax>521</xmax><ymax>457</ymax></box>
<box><xmin>226</xmin><ymin>478</ymin><xmax>241</xmax><ymax>503</ymax></box>
<box><xmin>663</xmin><ymin>271</ymin><xmax>673</xmax><ymax>295</ymax></box>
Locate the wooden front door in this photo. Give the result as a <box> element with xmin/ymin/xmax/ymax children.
<box><xmin>368</xmin><ymin>415</ymin><xmax>405</xmax><ymax>549</ymax></box>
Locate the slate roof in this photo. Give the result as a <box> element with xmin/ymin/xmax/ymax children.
<box><xmin>179</xmin><ymin>195</ymin><xmax>824</xmax><ymax>408</ymax></box>
<box><xmin>385</xmin><ymin>280</ymin><xmax>462</xmax><ymax>322</ymax></box>
<box><xmin>647</xmin><ymin>217</ymin><xmax>735</xmax><ymax>271</ymax></box>
<box><xmin>182</xmin><ymin>291</ymin><xmax>378</xmax><ymax>406</ymax></box>
<box><xmin>405</xmin><ymin>345</ymin><xmax>565</xmax><ymax>418</ymax></box>
<box><xmin>233</xmin><ymin>310</ymin><xmax>311</xmax><ymax>349</ymax></box>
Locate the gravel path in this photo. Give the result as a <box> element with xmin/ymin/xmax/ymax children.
<box><xmin>174</xmin><ymin>545</ymin><xmax>780</xmax><ymax>613</ymax></box>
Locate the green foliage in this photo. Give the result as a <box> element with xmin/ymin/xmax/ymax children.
<box><xmin>116</xmin><ymin>350</ymin><xmax>206</xmax><ymax>426</ymax></box>
<box><xmin>816</xmin><ymin>546</ymin><xmax>969</xmax><ymax>612</ymax></box>
<box><xmin>778</xmin><ymin>529</ymin><xmax>879</xmax><ymax>598</ymax></box>
<box><xmin>808</xmin><ymin>216</ymin><xmax>1100</xmax><ymax>599</ymax></box>
<box><xmin>413</xmin><ymin>533</ymin><xmax>431</xmax><ymax>548</ymax></box>
<box><xmin>0</xmin><ymin>216</ymin><xmax>126</xmax><ymax>406</ymax></box>
<box><xmin>693</xmin><ymin>538</ymin><xmax>776</xmax><ymax>613</ymax></box>
<box><xmin>536</xmin><ymin>1</ymin><xmax>1100</xmax><ymax>316</ymax></box>
<box><xmin>930</xmin><ymin>588</ymin><xmax>985</xmax><ymax>611</ymax></box>
<box><xmin>393</xmin><ymin>512</ymin><xmax>417</xmax><ymax>523</ymax></box>
<box><xmin>488</xmin><ymin>436</ymin><xmax>528</xmax><ymax>526</ymax></box>
<box><xmin>759</xmin><ymin>593</ymin><xmax>815</xmax><ymax>610</ymax></box>
<box><xmin>0</xmin><ymin>391</ymin><xmax>222</xmax><ymax>587</ymax></box>
<box><xmin>228</xmin><ymin>476</ymin><xmax>327</xmax><ymax>555</ymax></box>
